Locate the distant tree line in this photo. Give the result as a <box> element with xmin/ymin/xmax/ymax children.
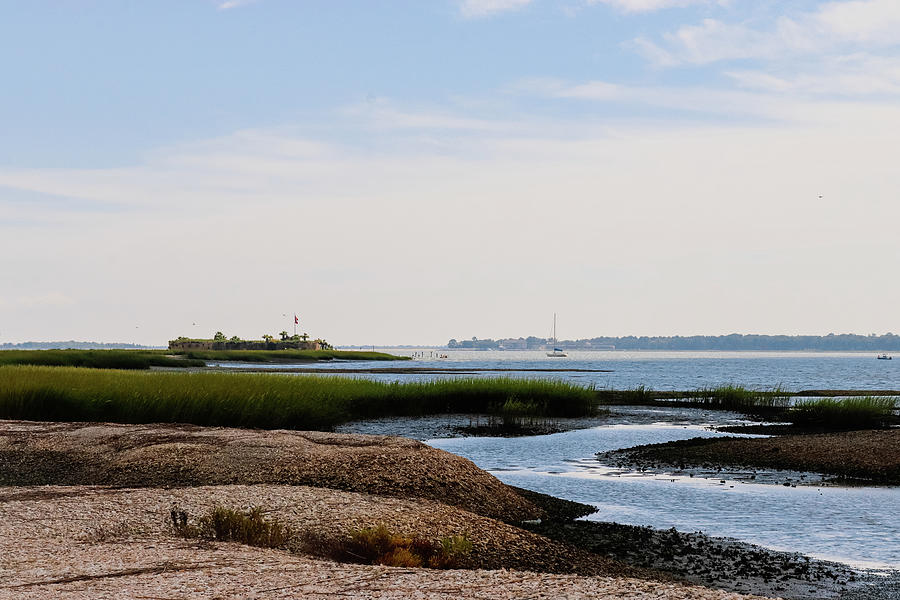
<box><xmin>0</xmin><ymin>341</ymin><xmax>158</xmax><ymax>350</ymax></box>
<box><xmin>447</xmin><ymin>333</ymin><xmax>900</xmax><ymax>351</ymax></box>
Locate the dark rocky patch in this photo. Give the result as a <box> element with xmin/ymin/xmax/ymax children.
<box><xmin>527</xmin><ymin>520</ymin><xmax>876</xmax><ymax>600</ymax></box>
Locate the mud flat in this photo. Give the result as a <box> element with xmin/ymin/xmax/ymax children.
<box><xmin>529</xmin><ymin>521</ymin><xmax>900</xmax><ymax>600</ymax></box>
<box><xmin>595</xmin><ymin>429</ymin><xmax>900</xmax><ymax>485</ymax></box>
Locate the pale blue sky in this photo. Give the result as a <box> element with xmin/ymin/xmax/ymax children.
<box><xmin>2</xmin><ymin>1</ymin><xmax>899</xmax><ymax>345</ymax></box>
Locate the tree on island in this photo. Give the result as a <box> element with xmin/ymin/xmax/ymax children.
<box><xmin>279</xmin><ymin>331</ymin><xmax>289</xmax><ymax>341</ymax></box>
<box><xmin>213</xmin><ymin>332</ymin><xmax>226</xmax><ymax>342</ymax></box>
<box><xmin>262</xmin><ymin>334</ymin><xmax>273</xmax><ymax>342</ymax></box>
<box><xmin>229</xmin><ymin>335</ymin><xmax>241</xmax><ymax>343</ymax></box>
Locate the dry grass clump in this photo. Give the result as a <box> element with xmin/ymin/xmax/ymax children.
<box><xmin>341</xmin><ymin>524</ymin><xmax>473</xmax><ymax>569</ymax></box>
<box><xmin>173</xmin><ymin>506</ymin><xmax>292</xmax><ymax>549</ymax></box>
<box><xmin>172</xmin><ymin>509</ymin><xmax>471</xmax><ymax>569</ymax></box>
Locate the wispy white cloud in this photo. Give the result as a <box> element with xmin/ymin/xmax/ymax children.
<box><xmin>588</xmin><ymin>0</ymin><xmax>731</xmax><ymax>14</ymax></box>
<box><xmin>458</xmin><ymin>0</ymin><xmax>533</xmax><ymax>18</ymax></box>
<box><xmin>635</xmin><ymin>18</ymin><xmax>804</xmax><ymax>66</ymax></box>
<box><xmin>625</xmin><ymin>0</ymin><xmax>900</xmax><ymax>108</ymax></box>
<box><xmin>814</xmin><ymin>0</ymin><xmax>900</xmax><ymax>44</ymax></box>
<box><xmin>636</xmin><ymin>0</ymin><xmax>900</xmax><ymax>67</ymax></box>
<box><xmin>726</xmin><ymin>53</ymin><xmax>900</xmax><ymax>96</ymax></box>
<box><xmin>512</xmin><ymin>76</ymin><xmax>832</xmax><ymax>121</ymax></box>
<box><xmin>217</xmin><ymin>0</ymin><xmax>260</xmax><ymax>11</ymax></box>
<box><xmin>341</xmin><ymin>99</ymin><xmax>515</xmax><ymax>132</ymax></box>
<box><xmin>463</xmin><ymin>0</ymin><xmax>731</xmax><ymax>18</ymax></box>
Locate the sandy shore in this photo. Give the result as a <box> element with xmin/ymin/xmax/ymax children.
<box><xmin>0</xmin><ymin>483</ymin><xmax>768</xmax><ymax>600</ymax></box>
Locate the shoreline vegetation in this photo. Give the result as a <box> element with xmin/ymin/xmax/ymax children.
<box><xmin>0</xmin><ymin>359</ymin><xmax>895</xmax><ymax>432</ymax></box>
<box><xmin>0</xmin><ymin>366</ymin><xmax>600</xmax><ymax>431</ymax></box>
<box><xmin>599</xmin><ymin>386</ymin><xmax>899</xmax><ymax>429</ymax></box>
<box><xmin>585</xmin><ymin>386</ymin><xmax>900</xmax><ymax>435</ymax></box>
<box><xmin>448</xmin><ymin>332</ymin><xmax>900</xmax><ymax>351</ymax></box>
<box><xmin>0</xmin><ymin>348</ymin><xmax>408</xmax><ymax>370</ymax></box>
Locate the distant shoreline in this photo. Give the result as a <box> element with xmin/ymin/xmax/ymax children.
<box><xmin>441</xmin><ymin>333</ymin><xmax>900</xmax><ymax>352</ymax></box>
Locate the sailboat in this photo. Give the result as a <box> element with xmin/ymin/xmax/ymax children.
<box><xmin>546</xmin><ymin>313</ymin><xmax>567</xmax><ymax>357</ymax></box>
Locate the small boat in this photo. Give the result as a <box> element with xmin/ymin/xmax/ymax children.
<box><xmin>877</xmin><ymin>353</ymin><xmax>893</xmax><ymax>360</ymax></box>
<box><xmin>546</xmin><ymin>313</ymin><xmax>567</xmax><ymax>357</ymax></box>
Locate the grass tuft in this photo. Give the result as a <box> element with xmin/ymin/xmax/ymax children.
<box><xmin>790</xmin><ymin>396</ymin><xmax>897</xmax><ymax>430</ymax></box>
<box><xmin>686</xmin><ymin>385</ymin><xmax>791</xmax><ymax>412</ymax></box>
<box><xmin>172</xmin><ymin>512</ymin><xmax>472</xmax><ymax>569</ymax></box>
<box><xmin>342</xmin><ymin>524</ymin><xmax>472</xmax><ymax>569</ymax></box>
<box><xmin>0</xmin><ymin>349</ymin><xmax>204</xmax><ymax>370</ymax></box>
<box><xmin>173</xmin><ymin>507</ymin><xmax>292</xmax><ymax>549</ymax></box>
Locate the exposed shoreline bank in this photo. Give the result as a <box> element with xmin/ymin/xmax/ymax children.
<box><xmin>595</xmin><ymin>429</ymin><xmax>900</xmax><ymax>485</ymax></box>
<box><xmin>528</xmin><ymin>520</ymin><xmax>900</xmax><ymax>600</ymax></box>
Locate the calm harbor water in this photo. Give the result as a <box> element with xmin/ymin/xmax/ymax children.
<box><xmin>228</xmin><ymin>349</ymin><xmax>900</xmax><ymax>391</ymax></box>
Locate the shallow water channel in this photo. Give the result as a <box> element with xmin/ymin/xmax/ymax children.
<box><xmin>418</xmin><ymin>407</ymin><xmax>900</xmax><ymax>570</ymax></box>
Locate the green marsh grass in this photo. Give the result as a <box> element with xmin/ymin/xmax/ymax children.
<box><xmin>790</xmin><ymin>396</ymin><xmax>897</xmax><ymax>429</ymax></box>
<box><xmin>0</xmin><ymin>348</ymin><xmax>407</xmax><ymax>370</ymax></box>
<box><xmin>0</xmin><ymin>365</ymin><xmax>599</xmax><ymax>430</ymax></box>
<box><xmin>618</xmin><ymin>385</ymin><xmax>657</xmax><ymax>404</ymax></box>
<box><xmin>686</xmin><ymin>385</ymin><xmax>791</xmax><ymax>412</ymax></box>
<box><xmin>596</xmin><ymin>384</ymin><xmax>791</xmax><ymax>413</ymax></box>
<box><xmin>0</xmin><ymin>349</ymin><xmax>204</xmax><ymax>370</ymax></box>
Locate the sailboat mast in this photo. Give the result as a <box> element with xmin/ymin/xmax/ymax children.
<box><xmin>546</xmin><ymin>313</ymin><xmax>567</xmax><ymax>357</ymax></box>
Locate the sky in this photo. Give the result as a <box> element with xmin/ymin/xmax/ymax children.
<box><xmin>2</xmin><ymin>0</ymin><xmax>899</xmax><ymax>346</ymax></box>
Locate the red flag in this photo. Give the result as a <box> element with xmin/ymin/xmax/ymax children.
<box><xmin>294</xmin><ymin>315</ymin><xmax>299</xmax><ymax>325</ymax></box>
